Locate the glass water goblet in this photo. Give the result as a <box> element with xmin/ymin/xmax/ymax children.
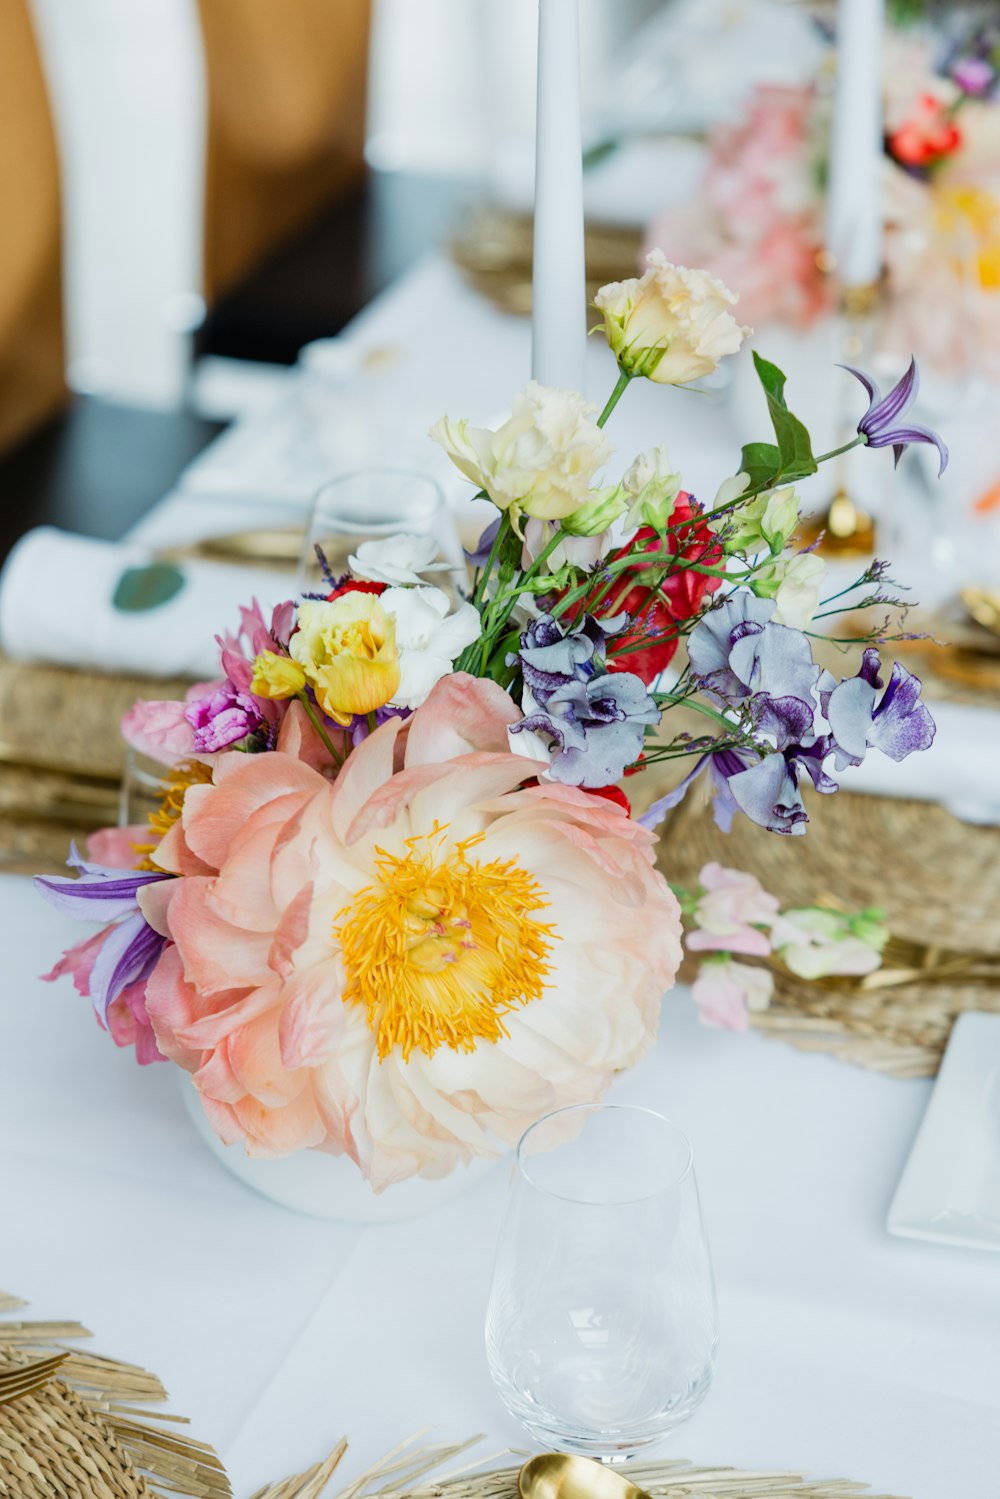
<box><xmin>296</xmin><ymin>467</ymin><xmax>463</xmax><ymax>595</ymax></box>
<box><xmin>485</xmin><ymin>1103</ymin><xmax>718</xmax><ymax>1460</ymax></box>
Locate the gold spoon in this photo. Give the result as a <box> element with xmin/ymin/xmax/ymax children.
<box><xmin>519</xmin><ymin>1454</ymin><xmax>652</xmax><ymax>1499</ymax></box>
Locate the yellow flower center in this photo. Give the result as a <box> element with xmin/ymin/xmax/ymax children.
<box><xmin>335</xmin><ymin>828</ymin><xmax>556</xmax><ymax>1061</ymax></box>
<box><xmin>132</xmin><ymin>760</ymin><xmax>214</xmax><ymax>870</ymax></box>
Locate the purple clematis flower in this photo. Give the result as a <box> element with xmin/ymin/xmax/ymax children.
<box><xmin>184</xmin><ymin>682</ymin><xmax>268</xmax><ymax>753</ymax></box>
<box><xmin>821</xmin><ymin>648</ymin><xmax>936</xmax><ymax>770</ymax></box>
<box><xmin>843</xmin><ymin>358</ymin><xmax>949</xmax><ymax>475</ymax></box>
<box><xmin>508</xmin><ymin>612</ymin><xmax>659</xmax><ymax>788</ymax></box>
<box><xmin>687</xmin><ymin>592</ymin><xmax>821</xmax><ymax>707</ymax></box>
<box><xmin>36</xmin><ymin>851</ymin><xmax>170</xmax><ymax>1024</ymax></box>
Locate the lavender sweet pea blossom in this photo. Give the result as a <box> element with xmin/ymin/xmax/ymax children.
<box><xmin>35</xmin><ymin>852</ymin><xmax>170</xmax><ymax>1023</ymax></box>
<box><xmin>843</xmin><ymin>359</ymin><xmax>949</xmax><ymax>475</ymax></box>
<box><xmin>822</xmin><ymin>648</ymin><xmax>936</xmax><ymax>770</ymax></box>
<box><xmin>508</xmin><ymin>612</ymin><xmax>660</xmax><ymax>787</ymax></box>
<box><xmin>687</xmin><ymin>592</ymin><xmax>821</xmax><ymax>707</ymax></box>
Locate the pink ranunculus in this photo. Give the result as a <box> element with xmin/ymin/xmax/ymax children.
<box><xmin>142</xmin><ymin>677</ymin><xmax>683</xmax><ymax>1189</ymax></box>
<box><xmin>685</xmin><ymin>862</ymin><xmax>778</xmax><ymax>958</ymax></box>
<box><xmin>692</xmin><ymin>958</ymin><xmax>774</xmax><ymax>1031</ymax></box>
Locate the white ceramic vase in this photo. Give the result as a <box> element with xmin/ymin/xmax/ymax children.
<box><xmin>180</xmin><ymin>1075</ymin><xmax>498</xmax><ymax>1224</ymax></box>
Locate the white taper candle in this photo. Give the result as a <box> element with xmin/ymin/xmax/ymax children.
<box><xmin>826</xmin><ymin>0</ymin><xmax>885</xmax><ymax>288</ymax></box>
<box><xmin>532</xmin><ymin>0</ymin><xmax>587</xmax><ymax>392</ymax></box>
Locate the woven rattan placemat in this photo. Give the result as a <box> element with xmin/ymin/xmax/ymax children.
<box><xmin>0</xmin><ymin>1297</ymin><xmax>907</xmax><ymax>1498</ymax></box>
<box><xmin>658</xmin><ymin>790</ymin><xmax>1000</xmax><ymax>1077</ymax></box>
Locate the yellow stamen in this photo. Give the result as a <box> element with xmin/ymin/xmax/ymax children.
<box><xmin>335</xmin><ymin>827</ymin><xmax>556</xmax><ymax>1061</ymax></box>
<box><xmin>132</xmin><ymin>760</ymin><xmax>214</xmax><ymax>870</ymax></box>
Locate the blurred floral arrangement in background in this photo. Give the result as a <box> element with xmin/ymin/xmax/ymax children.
<box><xmin>648</xmin><ymin>18</ymin><xmax>1000</xmax><ymax>376</ymax></box>
<box><xmin>37</xmin><ymin>253</ymin><xmax>942</xmax><ymax>1188</ymax></box>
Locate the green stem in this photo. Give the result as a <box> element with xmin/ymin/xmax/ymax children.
<box><xmin>596</xmin><ymin>369</ymin><xmax>631</xmax><ymax>429</ymax></box>
<box><xmin>298</xmin><ymin>692</ymin><xmax>344</xmax><ymax>768</ymax></box>
<box><xmin>814</xmin><ymin>434</ymin><xmax>866</xmax><ymax>465</ymax></box>
<box><xmin>472</xmin><ymin>513</ymin><xmax>510</xmax><ymax>607</ymax></box>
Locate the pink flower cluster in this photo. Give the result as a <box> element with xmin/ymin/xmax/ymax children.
<box><xmin>683</xmin><ymin>863</ymin><xmax>886</xmax><ymax>1032</ymax></box>
<box><xmin>647</xmin><ymin>86</ymin><xmax>831</xmax><ymax>332</ymax></box>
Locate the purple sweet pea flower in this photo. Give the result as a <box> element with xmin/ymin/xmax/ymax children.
<box><xmin>843</xmin><ymin>359</ymin><xmax>949</xmax><ymax>475</ymax></box>
<box><xmin>510</xmin><ymin>612</ymin><xmax>630</xmax><ymax>702</ymax></box>
<box><xmin>184</xmin><ymin>682</ymin><xmax>268</xmax><ymax>752</ymax></box>
<box><xmin>513</xmin><ymin>670</ymin><xmax>660</xmax><ymax>788</ymax></box>
<box><xmin>687</xmin><ymin>592</ymin><xmax>821</xmax><ymax>707</ymax></box>
<box><xmin>822</xmin><ymin>648</ymin><xmax>936</xmax><ymax>770</ymax></box>
<box><xmin>641</xmin><ymin>687</ymin><xmax>837</xmax><ymax>836</ymax></box>
<box><xmin>508</xmin><ymin>612</ymin><xmax>658</xmax><ymax>787</ymax></box>
<box><xmin>36</xmin><ymin>852</ymin><xmax>170</xmax><ymax>1023</ymax></box>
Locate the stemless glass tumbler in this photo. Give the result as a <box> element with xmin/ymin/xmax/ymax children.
<box><xmin>486</xmin><ymin>1104</ymin><xmax>718</xmax><ymax>1460</ymax></box>
<box><xmin>296</xmin><ymin>468</ymin><xmax>463</xmax><ymax>595</ymax></box>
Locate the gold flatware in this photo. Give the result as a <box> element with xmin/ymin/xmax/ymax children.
<box><xmin>960</xmin><ymin>585</ymin><xmax>1000</xmax><ymax>638</ymax></box>
<box><xmin>160</xmin><ymin>528</ymin><xmax>304</xmax><ymax>570</ymax></box>
<box><xmin>519</xmin><ymin>1454</ymin><xmax>652</xmax><ymax>1499</ymax></box>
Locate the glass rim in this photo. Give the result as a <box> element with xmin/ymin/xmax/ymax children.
<box><xmin>514</xmin><ymin>1101</ymin><xmax>694</xmax><ymax>1206</ymax></box>
<box><xmin>311</xmin><ymin>466</ymin><xmax>445</xmax><ymax>499</ymax></box>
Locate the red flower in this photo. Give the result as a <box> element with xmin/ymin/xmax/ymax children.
<box><xmin>889</xmin><ymin>95</ymin><xmax>962</xmax><ymax>169</ymax></box>
<box><xmin>326</xmin><ymin>579</ymin><xmax>387</xmax><ymax>603</ymax></box>
<box><xmin>570</xmin><ymin>496</ymin><xmax>723</xmax><ymax>683</ymax></box>
<box><xmin>586</xmin><ymin>784</ymin><xmax>632</xmax><ymax>814</ymax></box>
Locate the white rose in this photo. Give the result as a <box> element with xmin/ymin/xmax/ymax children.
<box><xmin>430</xmin><ymin>382</ymin><xmax>613</xmax><ymax>534</ymax></box>
<box><xmin>595</xmin><ymin>252</ymin><xmax>750</xmax><ymax>386</ymax></box>
<box><xmin>380</xmin><ymin>586</ymin><xmax>481</xmax><ymax>708</ymax></box>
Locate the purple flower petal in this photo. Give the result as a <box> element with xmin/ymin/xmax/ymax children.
<box><xmin>728</xmin><ymin>753</ymin><xmax>809</xmax><ymax>836</ymax></box>
<box><xmin>89</xmin><ymin>912</ymin><xmax>165</xmax><ymax>1023</ymax></box>
<box><xmin>36</xmin><ymin>862</ymin><xmax>168</xmax><ymax>921</ymax></box>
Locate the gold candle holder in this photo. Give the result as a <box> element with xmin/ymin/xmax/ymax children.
<box><xmin>799</xmin><ymin>277</ymin><xmax>881</xmax><ymax>559</ymax></box>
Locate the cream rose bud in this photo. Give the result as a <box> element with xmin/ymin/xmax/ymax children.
<box><xmin>622</xmin><ymin>446</ymin><xmax>682</xmax><ymax>529</ymax></box>
<box><xmin>726</xmin><ymin>485</ymin><xmax>800</xmax><ymax>556</ymax></box>
<box><xmin>430</xmin><ymin>382</ymin><xmax>613</xmax><ymax>534</ymax></box>
<box><xmin>561</xmin><ymin>485</ymin><xmax>628</xmax><ymax>537</ymax></box>
<box><xmin>752</xmin><ymin>553</ymin><xmax>826</xmax><ymax>629</ymax></box>
<box><xmin>595</xmin><ymin>252</ymin><xmax>750</xmax><ymax>386</ymax></box>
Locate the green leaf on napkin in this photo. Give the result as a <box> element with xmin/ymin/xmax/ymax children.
<box><xmin>112</xmin><ymin>562</ymin><xmax>186</xmax><ymax>613</ymax></box>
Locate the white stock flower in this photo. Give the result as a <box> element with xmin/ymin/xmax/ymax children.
<box><xmin>381</xmin><ymin>586</ymin><xmax>481</xmax><ymax>709</ymax></box>
<box><xmin>430</xmin><ymin>382</ymin><xmax>613</xmax><ymax>534</ymax></box>
<box><xmin>349</xmin><ymin>534</ymin><xmax>452</xmax><ymax>586</ymax></box>
<box><xmin>595</xmin><ymin>252</ymin><xmax>750</xmax><ymax>386</ymax></box>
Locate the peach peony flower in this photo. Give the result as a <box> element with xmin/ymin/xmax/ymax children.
<box><xmin>142</xmin><ymin>680</ymin><xmax>682</xmax><ymax>1189</ymax></box>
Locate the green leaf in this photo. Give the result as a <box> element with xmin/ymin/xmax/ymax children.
<box><xmin>752</xmin><ymin>351</ymin><xmax>817</xmax><ymax>481</ymax></box>
<box><xmin>739</xmin><ymin>441</ymin><xmax>781</xmax><ymax>491</ymax></box>
<box><xmin>112</xmin><ymin>562</ymin><xmax>186</xmax><ymax>613</ymax></box>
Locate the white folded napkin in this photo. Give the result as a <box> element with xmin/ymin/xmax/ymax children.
<box><xmin>0</xmin><ymin>527</ymin><xmax>289</xmax><ymax>680</ymax></box>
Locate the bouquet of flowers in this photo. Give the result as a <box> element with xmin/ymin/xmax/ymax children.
<box><xmin>648</xmin><ymin>20</ymin><xmax>1000</xmax><ymax>371</ymax></box>
<box><xmin>38</xmin><ymin>255</ymin><xmax>942</xmax><ymax>1191</ymax></box>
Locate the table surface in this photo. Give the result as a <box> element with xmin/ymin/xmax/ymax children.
<box><xmin>2</xmin><ymin>188</ymin><xmax>999</xmax><ymax>1499</ymax></box>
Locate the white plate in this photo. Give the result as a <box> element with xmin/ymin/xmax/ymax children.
<box><xmin>888</xmin><ymin>1012</ymin><xmax>1000</xmax><ymax>1251</ymax></box>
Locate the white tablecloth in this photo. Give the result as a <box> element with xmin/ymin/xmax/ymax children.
<box><xmin>4</xmin><ymin>257</ymin><xmax>1000</xmax><ymax>1499</ymax></box>
<box><xmin>2</xmin><ymin>874</ymin><xmax>998</xmax><ymax>1499</ymax></box>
